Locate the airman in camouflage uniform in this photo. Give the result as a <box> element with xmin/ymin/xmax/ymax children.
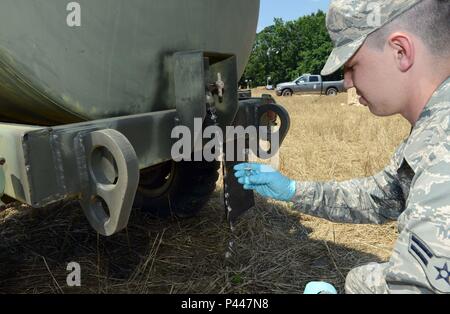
<box><xmin>300</xmin><ymin>0</ymin><xmax>450</xmax><ymax>294</ymax></box>
<box><xmin>293</xmin><ymin>76</ymin><xmax>450</xmax><ymax>294</ymax></box>
<box><xmin>235</xmin><ymin>0</ymin><xmax>450</xmax><ymax>294</ymax></box>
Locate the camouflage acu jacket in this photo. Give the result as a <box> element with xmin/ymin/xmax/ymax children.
<box><xmin>292</xmin><ymin>77</ymin><xmax>450</xmax><ymax>294</ymax></box>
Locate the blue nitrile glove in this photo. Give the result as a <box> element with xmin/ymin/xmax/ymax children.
<box><xmin>233</xmin><ymin>163</ymin><xmax>296</xmax><ymax>202</ymax></box>
<box><xmin>303</xmin><ymin>282</ymin><xmax>338</xmax><ymax>294</ymax></box>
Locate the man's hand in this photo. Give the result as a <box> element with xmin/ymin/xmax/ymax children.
<box><xmin>233</xmin><ymin>163</ymin><xmax>296</xmax><ymax>202</ymax></box>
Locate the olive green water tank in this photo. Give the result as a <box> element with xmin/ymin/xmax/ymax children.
<box><xmin>0</xmin><ymin>0</ymin><xmax>259</xmax><ymax>125</ymax></box>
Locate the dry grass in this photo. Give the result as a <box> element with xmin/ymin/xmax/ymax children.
<box><xmin>0</xmin><ymin>88</ymin><xmax>411</xmax><ymax>294</ymax></box>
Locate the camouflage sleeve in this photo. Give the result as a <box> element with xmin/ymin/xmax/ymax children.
<box><xmin>290</xmin><ymin>142</ymin><xmax>407</xmax><ymax>224</ymax></box>
<box><xmin>384</xmin><ymin>141</ymin><xmax>450</xmax><ymax>294</ymax></box>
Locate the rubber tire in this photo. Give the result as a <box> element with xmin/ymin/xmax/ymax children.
<box><xmin>326</xmin><ymin>88</ymin><xmax>338</xmax><ymax>96</ymax></box>
<box><xmin>282</xmin><ymin>89</ymin><xmax>293</xmax><ymax>97</ymax></box>
<box><xmin>134</xmin><ymin>160</ymin><xmax>220</xmax><ymax>218</ymax></box>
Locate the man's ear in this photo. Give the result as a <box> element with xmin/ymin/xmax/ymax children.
<box><xmin>387</xmin><ymin>32</ymin><xmax>415</xmax><ymax>72</ymax></box>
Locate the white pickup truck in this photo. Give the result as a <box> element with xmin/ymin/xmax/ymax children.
<box><xmin>276</xmin><ymin>74</ymin><xmax>345</xmax><ymax>96</ymax></box>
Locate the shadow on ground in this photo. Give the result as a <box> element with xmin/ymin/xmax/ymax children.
<box><xmin>0</xmin><ymin>191</ymin><xmax>385</xmax><ymax>294</ymax></box>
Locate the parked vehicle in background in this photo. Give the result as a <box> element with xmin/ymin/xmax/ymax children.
<box><xmin>276</xmin><ymin>74</ymin><xmax>344</xmax><ymax>96</ymax></box>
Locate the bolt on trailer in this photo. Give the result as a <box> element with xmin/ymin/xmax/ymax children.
<box><xmin>0</xmin><ymin>0</ymin><xmax>291</xmax><ymax>236</ymax></box>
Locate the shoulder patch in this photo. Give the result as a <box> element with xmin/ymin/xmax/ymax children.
<box><xmin>408</xmin><ymin>234</ymin><xmax>450</xmax><ymax>293</ymax></box>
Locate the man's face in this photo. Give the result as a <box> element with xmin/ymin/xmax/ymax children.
<box><xmin>343</xmin><ymin>41</ymin><xmax>405</xmax><ymax>117</ymax></box>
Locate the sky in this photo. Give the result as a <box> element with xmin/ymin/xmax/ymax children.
<box><xmin>257</xmin><ymin>0</ymin><xmax>330</xmax><ymax>32</ymax></box>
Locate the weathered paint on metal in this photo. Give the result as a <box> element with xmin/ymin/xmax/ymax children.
<box><xmin>0</xmin><ymin>0</ymin><xmax>260</xmax><ymax>125</ymax></box>
<box><xmin>0</xmin><ymin>123</ymin><xmax>44</xmax><ymax>204</ymax></box>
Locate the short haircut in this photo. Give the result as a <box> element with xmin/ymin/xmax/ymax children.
<box><xmin>366</xmin><ymin>0</ymin><xmax>450</xmax><ymax>59</ymax></box>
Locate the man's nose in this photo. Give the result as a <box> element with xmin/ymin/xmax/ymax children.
<box><xmin>343</xmin><ymin>69</ymin><xmax>354</xmax><ymax>91</ymax></box>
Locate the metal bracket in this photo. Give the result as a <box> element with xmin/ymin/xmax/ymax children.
<box><xmin>170</xmin><ymin>51</ymin><xmax>238</xmax><ymax>152</ymax></box>
<box><xmin>79</xmin><ymin>129</ymin><xmax>139</xmax><ymax>236</ymax></box>
<box><xmin>233</xmin><ymin>97</ymin><xmax>291</xmax><ymax>159</ymax></box>
<box><xmin>222</xmin><ymin>97</ymin><xmax>291</xmax><ymax>223</ymax></box>
<box><xmin>172</xmin><ymin>51</ymin><xmax>207</xmax><ymax>151</ymax></box>
<box><xmin>256</xmin><ymin>102</ymin><xmax>291</xmax><ymax>156</ymax></box>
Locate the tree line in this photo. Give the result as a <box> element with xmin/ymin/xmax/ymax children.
<box><xmin>240</xmin><ymin>10</ymin><xmax>344</xmax><ymax>88</ymax></box>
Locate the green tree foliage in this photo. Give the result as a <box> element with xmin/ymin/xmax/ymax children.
<box><xmin>241</xmin><ymin>11</ymin><xmax>343</xmax><ymax>87</ymax></box>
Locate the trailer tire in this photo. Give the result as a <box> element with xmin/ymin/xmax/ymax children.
<box><xmin>134</xmin><ymin>159</ymin><xmax>220</xmax><ymax>218</ymax></box>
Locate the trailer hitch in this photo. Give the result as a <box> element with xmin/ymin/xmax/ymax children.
<box><xmin>79</xmin><ymin>129</ymin><xmax>139</xmax><ymax>236</ymax></box>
